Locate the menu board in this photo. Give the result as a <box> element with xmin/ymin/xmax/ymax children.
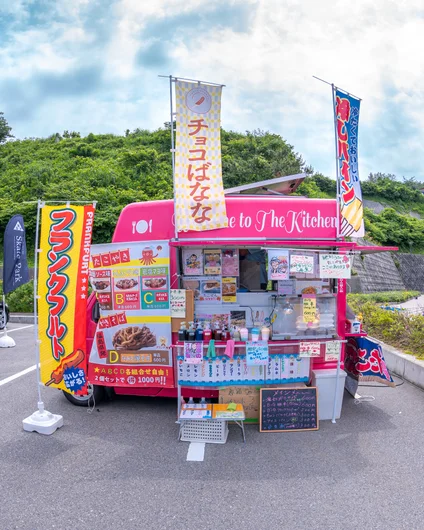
<box><xmin>260</xmin><ymin>387</ymin><xmax>319</xmax><ymax>432</ymax></box>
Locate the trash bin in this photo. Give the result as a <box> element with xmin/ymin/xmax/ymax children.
<box><xmin>311</xmin><ymin>369</ymin><xmax>347</xmax><ymax>421</ymax></box>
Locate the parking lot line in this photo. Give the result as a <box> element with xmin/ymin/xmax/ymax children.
<box><xmin>0</xmin><ymin>365</ymin><xmax>37</xmax><ymax>387</ymax></box>
<box><xmin>186</xmin><ymin>442</ymin><xmax>206</xmax><ymax>462</ymax></box>
<box><xmin>0</xmin><ymin>325</ymin><xmax>34</xmax><ymax>335</ymax></box>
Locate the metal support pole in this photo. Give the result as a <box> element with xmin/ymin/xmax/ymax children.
<box><xmin>332</xmin><ymin>84</ymin><xmax>341</xmax><ymax>239</ymax></box>
<box><xmin>331</xmin><ymin>347</ymin><xmax>342</xmax><ymax>423</ymax></box>
<box><xmin>169</xmin><ymin>75</ymin><xmax>178</xmax><ymax>240</ymax></box>
<box><xmin>33</xmin><ymin>200</ymin><xmax>43</xmax><ymax>409</ymax></box>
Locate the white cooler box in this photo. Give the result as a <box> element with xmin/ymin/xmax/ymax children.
<box><xmin>311</xmin><ymin>369</ymin><xmax>347</xmax><ymax>421</ymax></box>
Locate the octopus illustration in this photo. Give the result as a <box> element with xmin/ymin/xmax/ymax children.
<box><xmin>139</xmin><ymin>247</ymin><xmax>158</xmax><ymax>266</ymax></box>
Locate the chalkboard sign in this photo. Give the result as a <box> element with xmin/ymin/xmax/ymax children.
<box><xmin>260</xmin><ymin>387</ymin><xmax>319</xmax><ymax>432</ymax></box>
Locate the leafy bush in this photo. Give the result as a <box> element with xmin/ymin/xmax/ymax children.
<box><xmin>347</xmin><ymin>292</ymin><xmax>424</xmax><ymax>359</ymax></box>
<box><xmin>5</xmin><ymin>281</ymin><xmax>34</xmax><ymax>313</ymax></box>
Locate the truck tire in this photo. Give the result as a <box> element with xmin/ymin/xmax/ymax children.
<box><xmin>62</xmin><ymin>384</ymin><xmax>105</xmax><ymax>407</ymax></box>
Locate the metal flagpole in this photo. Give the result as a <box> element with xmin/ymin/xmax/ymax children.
<box><xmin>169</xmin><ymin>75</ymin><xmax>178</xmax><ymax>240</ymax></box>
<box><xmin>332</xmin><ymin>84</ymin><xmax>341</xmax><ymax>239</ymax></box>
<box><xmin>33</xmin><ymin>199</ymin><xmax>43</xmax><ymax>407</ymax></box>
<box><xmin>22</xmin><ymin>199</ymin><xmax>63</xmax><ymax>434</ymax></box>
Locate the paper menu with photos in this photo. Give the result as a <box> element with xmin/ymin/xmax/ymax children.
<box><xmin>88</xmin><ymin>241</ymin><xmax>173</xmax><ymax>389</ymax></box>
<box><xmin>222</xmin><ymin>277</ymin><xmax>237</xmax><ymax>303</ymax></box>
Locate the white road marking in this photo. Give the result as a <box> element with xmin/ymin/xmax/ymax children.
<box><xmin>0</xmin><ymin>364</ymin><xmax>37</xmax><ymax>387</ymax></box>
<box><xmin>186</xmin><ymin>442</ymin><xmax>205</xmax><ymax>462</ymax></box>
<box><xmin>0</xmin><ymin>325</ymin><xmax>34</xmax><ymax>335</ymax></box>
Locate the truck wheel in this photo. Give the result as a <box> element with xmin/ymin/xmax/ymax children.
<box><xmin>62</xmin><ymin>384</ymin><xmax>105</xmax><ymax>407</ymax></box>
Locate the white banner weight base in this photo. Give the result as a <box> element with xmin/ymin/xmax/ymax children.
<box><xmin>23</xmin><ymin>401</ymin><xmax>63</xmax><ymax>435</ymax></box>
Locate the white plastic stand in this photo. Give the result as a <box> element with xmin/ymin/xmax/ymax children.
<box><xmin>0</xmin><ymin>328</ymin><xmax>16</xmax><ymax>348</ymax></box>
<box><xmin>23</xmin><ymin>400</ymin><xmax>63</xmax><ymax>435</ymax></box>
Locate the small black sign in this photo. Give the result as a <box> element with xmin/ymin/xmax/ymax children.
<box><xmin>260</xmin><ymin>387</ymin><xmax>319</xmax><ymax>432</ymax></box>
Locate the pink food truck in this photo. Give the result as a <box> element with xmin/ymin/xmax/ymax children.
<box><xmin>64</xmin><ymin>176</ymin><xmax>395</xmax><ymax>421</ymax></box>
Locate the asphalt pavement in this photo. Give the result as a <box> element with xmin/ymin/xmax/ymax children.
<box><xmin>1</xmin><ymin>325</ymin><xmax>424</xmax><ymax>530</ymax></box>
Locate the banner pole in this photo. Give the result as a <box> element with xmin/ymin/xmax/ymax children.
<box><xmin>23</xmin><ymin>199</ymin><xmax>64</xmax><ymax>434</ymax></box>
<box><xmin>169</xmin><ymin>75</ymin><xmax>178</xmax><ymax>240</ymax></box>
<box><xmin>332</xmin><ymin>84</ymin><xmax>341</xmax><ymax>239</ymax></box>
<box><xmin>33</xmin><ymin>199</ymin><xmax>43</xmax><ymax>407</ymax></box>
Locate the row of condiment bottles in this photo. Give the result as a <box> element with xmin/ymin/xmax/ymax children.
<box><xmin>178</xmin><ymin>321</ymin><xmax>271</xmax><ymax>342</ymax></box>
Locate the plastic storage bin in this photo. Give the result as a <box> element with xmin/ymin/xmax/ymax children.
<box><xmin>311</xmin><ymin>369</ymin><xmax>347</xmax><ymax>420</ymax></box>
<box><xmin>180</xmin><ymin>420</ymin><xmax>229</xmax><ymax>444</ymax></box>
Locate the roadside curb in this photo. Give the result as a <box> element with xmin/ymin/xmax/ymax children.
<box><xmin>370</xmin><ymin>336</ymin><xmax>424</xmax><ymax>390</ymax></box>
<box><xmin>9</xmin><ymin>314</ymin><xmax>35</xmax><ymax>324</ymax></box>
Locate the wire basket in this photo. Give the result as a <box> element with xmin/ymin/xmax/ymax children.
<box><xmin>180</xmin><ymin>420</ymin><xmax>228</xmax><ymax>444</ymax></box>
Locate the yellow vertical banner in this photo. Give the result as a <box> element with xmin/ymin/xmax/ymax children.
<box><xmin>174</xmin><ymin>80</ymin><xmax>228</xmax><ymax>232</ymax></box>
<box><xmin>38</xmin><ymin>204</ymin><xmax>95</xmax><ymax>394</ymax></box>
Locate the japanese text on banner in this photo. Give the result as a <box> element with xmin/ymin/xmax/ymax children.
<box><xmin>38</xmin><ymin>204</ymin><xmax>95</xmax><ymax>394</ymax></box>
<box><xmin>334</xmin><ymin>88</ymin><xmax>364</xmax><ymax>237</ymax></box>
<box><xmin>174</xmin><ymin>80</ymin><xmax>228</xmax><ymax>232</ymax></box>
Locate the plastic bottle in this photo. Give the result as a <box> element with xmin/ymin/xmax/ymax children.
<box><xmin>251</xmin><ymin>327</ymin><xmax>260</xmax><ymax>342</ymax></box>
<box><xmin>222</xmin><ymin>327</ymin><xmax>231</xmax><ymax>342</ymax></box>
<box><xmin>188</xmin><ymin>397</ymin><xmax>194</xmax><ymax>405</ymax></box>
<box><xmin>203</xmin><ymin>322</ymin><xmax>212</xmax><ymax>343</ymax></box>
<box><xmin>187</xmin><ymin>321</ymin><xmax>196</xmax><ymax>342</ymax></box>
<box><xmin>178</xmin><ymin>322</ymin><xmax>187</xmax><ymax>342</ymax></box>
<box><xmin>261</xmin><ymin>324</ymin><xmax>270</xmax><ymax>342</ymax></box>
<box><xmin>240</xmin><ymin>326</ymin><xmax>248</xmax><ymax>341</ymax></box>
<box><xmin>200</xmin><ymin>397</ymin><xmax>206</xmax><ymax>405</ymax></box>
<box><xmin>233</xmin><ymin>327</ymin><xmax>241</xmax><ymax>341</ymax></box>
<box><xmin>195</xmin><ymin>322</ymin><xmax>204</xmax><ymax>342</ymax></box>
<box><xmin>214</xmin><ymin>323</ymin><xmax>222</xmax><ymax>341</ymax></box>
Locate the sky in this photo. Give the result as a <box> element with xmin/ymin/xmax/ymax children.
<box><xmin>1</xmin><ymin>0</ymin><xmax>423</xmax><ymax>180</ymax></box>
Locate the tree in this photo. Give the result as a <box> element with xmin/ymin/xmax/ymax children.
<box><xmin>0</xmin><ymin>112</ymin><xmax>13</xmax><ymax>144</ymax></box>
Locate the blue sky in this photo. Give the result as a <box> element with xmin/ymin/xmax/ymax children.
<box><xmin>1</xmin><ymin>0</ymin><xmax>423</xmax><ymax>180</ymax></box>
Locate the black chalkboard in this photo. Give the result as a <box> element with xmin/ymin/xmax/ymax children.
<box><xmin>260</xmin><ymin>387</ymin><xmax>319</xmax><ymax>432</ymax></box>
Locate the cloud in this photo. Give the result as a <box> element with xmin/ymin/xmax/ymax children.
<box><xmin>0</xmin><ymin>0</ymin><xmax>423</xmax><ymax>179</ymax></box>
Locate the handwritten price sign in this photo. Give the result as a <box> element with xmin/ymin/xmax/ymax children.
<box><xmin>303</xmin><ymin>296</ymin><xmax>316</xmax><ymax>323</ymax></box>
<box><xmin>299</xmin><ymin>342</ymin><xmax>321</xmax><ymax>358</ymax></box>
<box><xmin>325</xmin><ymin>341</ymin><xmax>341</xmax><ymax>361</ymax></box>
<box><xmin>319</xmin><ymin>254</ymin><xmax>351</xmax><ymax>279</ymax></box>
<box><xmin>246</xmin><ymin>341</ymin><xmax>269</xmax><ymax>366</ymax></box>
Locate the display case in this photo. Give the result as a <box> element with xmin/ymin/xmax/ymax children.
<box><xmin>271</xmin><ymin>295</ymin><xmax>337</xmax><ymax>340</ymax></box>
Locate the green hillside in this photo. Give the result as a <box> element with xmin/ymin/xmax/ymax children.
<box><xmin>0</xmin><ymin>121</ymin><xmax>423</xmax><ymax>252</ymax></box>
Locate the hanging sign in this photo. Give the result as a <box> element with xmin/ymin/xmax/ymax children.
<box><xmin>334</xmin><ymin>88</ymin><xmax>364</xmax><ymax>237</ymax></box>
<box><xmin>325</xmin><ymin>341</ymin><xmax>341</xmax><ymax>361</ymax></box>
<box><xmin>290</xmin><ymin>254</ymin><xmax>314</xmax><ymax>275</ymax></box>
<box><xmin>184</xmin><ymin>342</ymin><xmax>204</xmax><ymax>364</ymax></box>
<box><xmin>170</xmin><ymin>289</ymin><xmax>186</xmax><ymax>318</ymax></box>
<box><xmin>299</xmin><ymin>342</ymin><xmax>321</xmax><ymax>357</ymax></box>
<box><xmin>38</xmin><ymin>204</ymin><xmax>95</xmax><ymax>394</ymax></box>
<box><xmin>277</xmin><ymin>279</ymin><xmax>295</xmax><ymax>295</ymax></box>
<box><xmin>174</xmin><ymin>80</ymin><xmax>228</xmax><ymax>232</ymax></box>
<box><xmin>320</xmin><ymin>253</ymin><xmax>351</xmax><ymax>279</ymax></box>
<box><xmin>246</xmin><ymin>341</ymin><xmax>269</xmax><ymax>366</ymax></box>
<box><xmin>267</xmin><ymin>249</ymin><xmax>289</xmax><ymax>280</ymax></box>
<box><xmin>302</xmin><ymin>296</ymin><xmax>316</xmax><ymax>323</ymax></box>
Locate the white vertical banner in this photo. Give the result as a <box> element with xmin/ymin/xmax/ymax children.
<box><xmin>174</xmin><ymin>80</ymin><xmax>228</xmax><ymax>232</ymax></box>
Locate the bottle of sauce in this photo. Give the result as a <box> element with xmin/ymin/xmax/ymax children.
<box><xmin>178</xmin><ymin>322</ymin><xmax>187</xmax><ymax>342</ymax></box>
<box><xmin>195</xmin><ymin>322</ymin><xmax>204</xmax><ymax>342</ymax></box>
<box><xmin>222</xmin><ymin>327</ymin><xmax>231</xmax><ymax>342</ymax></box>
<box><xmin>214</xmin><ymin>323</ymin><xmax>222</xmax><ymax>341</ymax></box>
<box><xmin>187</xmin><ymin>322</ymin><xmax>196</xmax><ymax>342</ymax></box>
<box><xmin>203</xmin><ymin>322</ymin><xmax>212</xmax><ymax>343</ymax></box>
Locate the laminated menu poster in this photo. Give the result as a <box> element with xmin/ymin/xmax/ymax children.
<box><xmin>267</xmin><ymin>249</ymin><xmax>289</xmax><ymax>280</ymax></box>
<box><xmin>222</xmin><ymin>249</ymin><xmax>239</xmax><ymax>276</ymax></box>
<box><xmin>182</xmin><ymin>248</ymin><xmax>203</xmax><ymax>276</ymax></box>
<box><xmin>184</xmin><ymin>342</ymin><xmax>204</xmax><ymax>364</ymax></box>
<box><xmin>204</xmin><ymin>249</ymin><xmax>222</xmax><ymax>275</ymax></box>
<box><xmin>88</xmin><ymin>241</ymin><xmax>173</xmax><ymax>388</ymax></box>
<box><xmin>182</xmin><ymin>276</ymin><xmax>222</xmax><ymax>302</ymax></box>
<box><xmin>222</xmin><ymin>277</ymin><xmax>237</xmax><ymax>303</ymax></box>
<box><xmin>246</xmin><ymin>341</ymin><xmax>269</xmax><ymax>366</ymax></box>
